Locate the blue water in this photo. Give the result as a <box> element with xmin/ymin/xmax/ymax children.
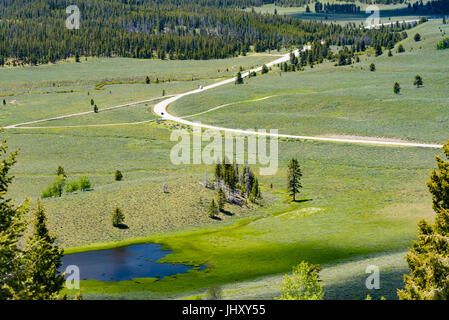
<box><xmin>61</xmin><ymin>243</ymin><xmax>203</xmax><ymax>281</ymax></box>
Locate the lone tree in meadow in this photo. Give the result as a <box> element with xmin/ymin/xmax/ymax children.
<box><xmin>208</xmin><ymin>199</ymin><xmax>219</xmax><ymax>219</ymax></box>
<box><xmin>145</xmin><ymin>76</ymin><xmax>150</xmax><ymax>84</ymax></box>
<box><xmin>393</xmin><ymin>82</ymin><xmax>401</xmax><ymax>94</ymax></box>
<box><xmin>397</xmin><ymin>44</ymin><xmax>405</xmax><ymax>53</ymax></box>
<box><xmin>261</xmin><ymin>64</ymin><xmax>269</xmax><ymax>74</ymax></box>
<box><xmin>397</xmin><ymin>141</ymin><xmax>449</xmax><ymax>300</ymax></box>
<box><xmin>115</xmin><ymin>170</ymin><xmax>123</xmax><ymax>181</ymax></box>
<box><xmin>414</xmin><ymin>33</ymin><xmax>421</xmax><ymax>42</ymax></box>
<box><xmin>287</xmin><ymin>158</ymin><xmax>303</xmax><ymax>201</ymax></box>
<box><xmin>2</xmin><ymin>99</ymin><xmax>5</xmax><ymax>105</ymax></box>
<box><xmin>94</xmin><ymin>105</ymin><xmax>99</xmax><ymax>113</ymax></box>
<box><xmin>369</xmin><ymin>63</ymin><xmax>376</xmax><ymax>72</ymax></box>
<box><xmin>413</xmin><ymin>75</ymin><xmax>423</xmax><ymax>88</ymax></box>
<box><xmin>276</xmin><ymin>261</ymin><xmax>323</xmax><ymax>300</ymax></box>
<box><xmin>56</xmin><ymin>166</ymin><xmax>66</xmax><ymax>177</ymax></box>
<box><xmin>112</xmin><ymin>208</ymin><xmax>125</xmax><ymax>228</ymax></box>
<box><xmin>90</xmin><ymin>98</ymin><xmax>94</xmax><ymax>106</ymax></box>
<box><xmin>216</xmin><ymin>187</ymin><xmax>226</xmax><ymax>212</ymax></box>
<box><xmin>235</xmin><ymin>72</ymin><xmax>244</xmax><ymax>85</ymax></box>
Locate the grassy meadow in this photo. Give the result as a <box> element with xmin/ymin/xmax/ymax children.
<box><xmin>0</xmin><ymin>19</ymin><xmax>448</xmax><ymax>300</ymax></box>
<box><xmin>172</xmin><ymin>21</ymin><xmax>449</xmax><ymax>144</ymax></box>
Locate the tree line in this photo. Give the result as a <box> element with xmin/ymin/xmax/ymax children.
<box><xmin>0</xmin><ymin>0</ymin><xmax>413</xmax><ymax>66</ymax></box>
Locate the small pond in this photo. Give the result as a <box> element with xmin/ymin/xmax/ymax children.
<box><xmin>62</xmin><ymin>243</ymin><xmax>203</xmax><ymax>282</ymax></box>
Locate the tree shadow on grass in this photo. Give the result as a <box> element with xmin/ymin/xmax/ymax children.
<box><xmin>210</xmin><ymin>216</ymin><xmax>222</xmax><ymax>221</ymax></box>
<box><xmin>114</xmin><ymin>224</ymin><xmax>129</xmax><ymax>229</ymax></box>
<box><xmin>292</xmin><ymin>198</ymin><xmax>313</xmax><ymax>203</ymax></box>
<box><xmin>221</xmin><ymin>210</ymin><xmax>234</xmax><ymax>216</ymax></box>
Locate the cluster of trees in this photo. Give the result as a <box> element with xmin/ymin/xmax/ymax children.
<box><xmin>41</xmin><ymin>167</ymin><xmax>91</xmax><ymax>198</ymax></box>
<box><xmin>314</xmin><ymin>2</ymin><xmax>361</xmax><ymax>14</ymax></box>
<box><xmin>1</xmin><ymin>138</ymin><xmax>70</xmax><ymax>299</ymax></box>
<box><xmin>207</xmin><ymin>161</ymin><xmax>262</xmax><ymax>218</ymax></box>
<box><xmin>0</xmin><ymin>0</ymin><xmax>413</xmax><ymax>66</ymax></box>
<box><xmin>393</xmin><ymin>74</ymin><xmax>424</xmax><ymax>94</ymax></box>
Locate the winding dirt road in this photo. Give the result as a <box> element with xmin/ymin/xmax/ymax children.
<box><xmin>153</xmin><ymin>50</ymin><xmax>443</xmax><ymax>149</ymax></box>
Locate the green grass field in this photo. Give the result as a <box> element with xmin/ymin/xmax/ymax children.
<box><xmin>1</xmin><ymin>19</ymin><xmax>447</xmax><ymax>300</ymax></box>
<box><xmin>172</xmin><ymin>21</ymin><xmax>449</xmax><ymax>144</ymax></box>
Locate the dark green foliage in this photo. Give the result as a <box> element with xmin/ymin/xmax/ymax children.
<box><xmin>216</xmin><ymin>187</ymin><xmax>226</xmax><ymax>212</ymax></box>
<box><xmin>413</xmin><ymin>75</ymin><xmax>423</xmax><ymax>87</ymax></box>
<box><xmin>145</xmin><ymin>76</ymin><xmax>150</xmax><ymax>84</ymax></box>
<box><xmin>1</xmin><ymin>138</ymin><xmax>66</xmax><ymax>299</ymax></box>
<box><xmin>287</xmin><ymin>158</ymin><xmax>302</xmax><ymax>201</ymax></box>
<box><xmin>235</xmin><ymin>72</ymin><xmax>244</xmax><ymax>85</ymax></box>
<box><xmin>2</xmin><ymin>99</ymin><xmax>5</xmax><ymax>105</ymax></box>
<box><xmin>375</xmin><ymin>44</ymin><xmax>383</xmax><ymax>56</ymax></box>
<box><xmin>398</xmin><ymin>142</ymin><xmax>449</xmax><ymax>300</ymax></box>
<box><xmin>94</xmin><ymin>105</ymin><xmax>99</xmax><ymax>113</ymax></box>
<box><xmin>261</xmin><ymin>64</ymin><xmax>269</xmax><ymax>74</ymax></box>
<box><xmin>56</xmin><ymin>166</ymin><xmax>66</xmax><ymax>177</ymax></box>
<box><xmin>0</xmin><ymin>137</ymin><xmax>26</xmax><ymax>299</ymax></box>
<box><xmin>436</xmin><ymin>37</ymin><xmax>449</xmax><ymax>50</ymax></box>
<box><xmin>414</xmin><ymin>33</ymin><xmax>421</xmax><ymax>42</ymax></box>
<box><xmin>115</xmin><ymin>170</ymin><xmax>123</xmax><ymax>181</ymax></box>
<box><xmin>0</xmin><ymin>0</ymin><xmax>411</xmax><ymax>65</ymax></box>
<box><xmin>393</xmin><ymin>82</ymin><xmax>401</xmax><ymax>94</ymax></box>
<box><xmin>17</xmin><ymin>202</ymin><xmax>65</xmax><ymax>299</ymax></box>
<box><xmin>112</xmin><ymin>208</ymin><xmax>125</xmax><ymax>227</ymax></box>
<box><xmin>208</xmin><ymin>200</ymin><xmax>218</xmax><ymax>219</ymax></box>
<box><xmin>397</xmin><ymin>44</ymin><xmax>405</xmax><ymax>53</ymax></box>
<box><xmin>369</xmin><ymin>63</ymin><xmax>376</xmax><ymax>72</ymax></box>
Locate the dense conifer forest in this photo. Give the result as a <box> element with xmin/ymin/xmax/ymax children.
<box><xmin>0</xmin><ymin>0</ymin><xmax>416</xmax><ymax>65</ymax></box>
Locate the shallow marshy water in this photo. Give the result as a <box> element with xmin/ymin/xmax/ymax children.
<box><xmin>62</xmin><ymin>243</ymin><xmax>203</xmax><ymax>282</ymax></box>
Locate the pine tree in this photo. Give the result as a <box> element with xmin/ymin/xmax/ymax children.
<box><xmin>235</xmin><ymin>72</ymin><xmax>243</xmax><ymax>85</ymax></box>
<box><xmin>398</xmin><ymin>142</ymin><xmax>449</xmax><ymax>300</ymax></box>
<box><xmin>208</xmin><ymin>199</ymin><xmax>218</xmax><ymax>219</ymax></box>
<box><xmin>393</xmin><ymin>82</ymin><xmax>401</xmax><ymax>94</ymax></box>
<box><xmin>261</xmin><ymin>64</ymin><xmax>269</xmax><ymax>74</ymax></box>
<box><xmin>112</xmin><ymin>208</ymin><xmax>125</xmax><ymax>227</ymax></box>
<box><xmin>16</xmin><ymin>202</ymin><xmax>65</xmax><ymax>299</ymax></box>
<box><xmin>56</xmin><ymin>166</ymin><xmax>66</xmax><ymax>177</ymax></box>
<box><xmin>287</xmin><ymin>158</ymin><xmax>302</xmax><ymax>201</ymax></box>
<box><xmin>0</xmin><ymin>138</ymin><xmax>28</xmax><ymax>299</ymax></box>
<box><xmin>369</xmin><ymin>63</ymin><xmax>376</xmax><ymax>72</ymax></box>
<box><xmin>216</xmin><ymin>187</ymin><xmax>226</xmax><ymax>212</ymax></box>
<box><xmin>115</xmin><ymin>170</ymin><xmax>123</xmax><ymax>181</ymax></box>
<box><xmin>413</xmin><ymin>75</ymin><xmax>423</xmax><ymax>88</ymax></box>
<box><xmin>145</xmin><ymin>76</ymin><xmax>150</xmax><ymax>84</ymax></box>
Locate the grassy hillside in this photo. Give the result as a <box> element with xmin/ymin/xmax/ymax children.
<box><xmin>172</xmin><ymin>21</ymin><xmax>449</xmax><ymax>144</ymax></box>
<box><xmin>1</xmin><ymin>20</ymin><xmax>447</xmax><ymax>300</ymax></box>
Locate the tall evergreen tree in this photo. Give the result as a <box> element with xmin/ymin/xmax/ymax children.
<box><xmin>398</xmin><ymin>141</ymin><xmax>449</xmax><ymax>299</ymax></box>
<box><xmin>235</xmin><ymin>72</ymin><xmax>244</xmax><ymax>85</ymax></box>
<box><xmin>287</xmin><ymin>158</ymin><xmax>303</xmax><ymax>201</ymax></box>
<box><xmin>0</xmin><ymin>137</ymin><xmax>28</xmax><ymax>299</ymax></box>
<box><xmin>15</xmin><ymin>202</ymin><xmax>65</xmax><ymax>300</ymax></box>
<box><xmin>216</xmin><ymin>187</ymin><xmax>226</xmax><ymax>212</ymax></box>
